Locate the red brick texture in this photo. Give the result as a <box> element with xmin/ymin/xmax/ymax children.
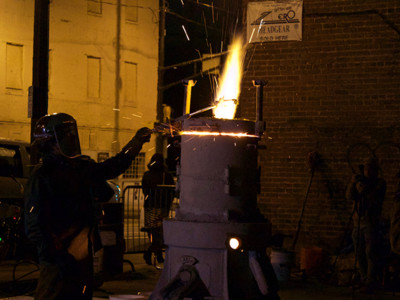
<box><xmin>240</xmin><ymin>0</ymin><xmax>400</xmax><ymax>253</ymax></box>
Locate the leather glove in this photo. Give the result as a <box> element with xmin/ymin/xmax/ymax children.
<box><xmin>135</xmin><ymin>127</ymin><xmax>152</xmax><ymax>143</ymax></box>
<box><xmin>122</xmin><ymin>127</ymin><xmax>151</xmax><ymax>158</ymax></box>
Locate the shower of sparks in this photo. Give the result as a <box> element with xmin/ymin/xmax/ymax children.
<box><xmin>181</xmin><ymin>135</ymin><xmax>197</xmax><ymax>144</ymax></box>
<box><xmin>213</xmin><ymin>76</ymin><xmax>219</xmax><ymax>88</ymax></box>
<box><xmin>258</xmin><ymin>19</ymin><xmax>264</xmax><ymax>34</ymax></box>
<box><xmin>213</xmin><ymin>36</ymin><xmax>245</xmax><ymax>119</ymax></box>
<box><xmin>182</xmin><ymin>25</ymin><xmax>190</xmax><ymax>41</ymax></box>
<box><xmin>147</xmin><ymin>147</ymin><xmax>155</xmax><ymax>152</ymax></box>
<box><xmin>180</xmin><ymin>0</ymin><xmax>184</xmax><ymax>5</ymax></box>
<box><xmin>152</xmin><ymin>122</ymin><xmax>181</xmax><ymax>137</ymax></box>
<box><xmin>249</xmin><ymin>28</ymin><xmax>256</xmax><ymax>43</ymax></box>
<box><xmin>113</xmin><ymin>108</ymin><xmax>120</xmax><ymax>111</ymax></box>
<box><xmin>181</xmin><ymin>131</ymin><xmax>259</xmax><ymax>138</ymax></box>
<box><xmin>131</xmin><ymin>113</ymin><xmax>143</xmax><ymax>118</ymax></box>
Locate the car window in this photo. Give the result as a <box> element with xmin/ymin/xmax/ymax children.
<box><xmin>0</xmin><ymin>145</ymin><xmax>22</xmax><ymax>177</ymax></box>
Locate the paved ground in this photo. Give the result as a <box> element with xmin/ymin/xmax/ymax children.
<box><xmin>0</xmin><ymin>253</ymin><xmax>398</xmax><ymax>299</ymax></box>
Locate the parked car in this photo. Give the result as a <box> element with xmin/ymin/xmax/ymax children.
<box><xmin>0</xmin><ymin>138</ymin><xmax>31</xmax><ymax>202</ymax></box>
<box><xmin>0</xmin><ymin>138</ymin><xmax>31</xmax><ymax>260</ymax></box>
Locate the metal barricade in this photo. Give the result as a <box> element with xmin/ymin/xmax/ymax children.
<box><xmin>122</xmin><ymin>185</ymin><xmax>176</xmax><ymax>253</ymax></box>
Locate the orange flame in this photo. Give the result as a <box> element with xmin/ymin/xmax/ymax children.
<box><xmin>181</xmin><ymin>131</ymin><xmax>258</xmax><ymax>138</ymax></box>
<box><xmin>213</xmin><ymin>36</ymin><xmax>245</xmax><ymax>119</ymax></box>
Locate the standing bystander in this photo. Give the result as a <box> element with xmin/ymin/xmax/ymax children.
<box><xmin>391</xmin><ymin>172</ymin><xmax>400</xmax><ymax>255</ymax></box>
<box><xmin>346</xmin><ymin>157</ymin><xmax>386</xmax><ymax>293</ymax></box>
<box><xmin>141</xmin><ymin>153</ymin><xmax>175</xmax><ymax>265</ymax></box>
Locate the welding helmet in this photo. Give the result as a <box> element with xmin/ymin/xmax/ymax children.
<box><xmin>33</xmin><ymin>113</ymin><xmax>81</xmax><ymax>158</ymax></box>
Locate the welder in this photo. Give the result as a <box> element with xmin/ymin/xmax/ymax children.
<box><xmin>24</xmin><ymin>113</ymin><xmax>151</xmax><ymax>300</ymax></box>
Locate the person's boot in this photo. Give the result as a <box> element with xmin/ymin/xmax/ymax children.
<box><xmin>143</xmin><ymin>251</ymin><xmax>152</xmax><ymax>265</ymax></box>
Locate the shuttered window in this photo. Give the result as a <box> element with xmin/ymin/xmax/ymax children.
<box><xmin>124</xmin><ymin>61</ymin><xmax>137</xmax><ymax>106</ymax></box>
<box><xmin>87</xmin><ymin>56</ymin><xmax>101</xmax><ymax>98</ymax></box>
<box><xmin>126</xmin><ymin>0</ymin><xmax>138</xmax><ymax>23</ymax></box>
<box><xmin>6</xmin><ymin>43</ymin><xmax>23</xmax><ymax>90</ymax></box>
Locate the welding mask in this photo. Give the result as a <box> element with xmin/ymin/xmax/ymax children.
<box><xmin>33</xmin><ymin>113</ymin><xmax>81</xmax><ymax>158</ymax></box>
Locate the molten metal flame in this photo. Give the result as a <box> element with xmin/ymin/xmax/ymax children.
<box><xmin>213</xmin><ymin>36</ymin><xmax>245</xmax><ymax>120</ymax></box>
<box><xmin>181</xmin><ymin>131</ymin><xmax>258</xmax><ymax>138</ymax></box>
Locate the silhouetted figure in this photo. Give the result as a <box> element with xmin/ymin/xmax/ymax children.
<box><xmin>25</xmin><ymin>113</ymin><xmax>151</xmax><ymax>300</ymax></box>
<box><xmin>346</xmin><ymin>157</ymin><xmax>386</xmax><ymax>293</ymax></box>
<box><xmin>142</xmin><ymin>153</ymin><xmax>174</xmax><ymax>265</ymax></box>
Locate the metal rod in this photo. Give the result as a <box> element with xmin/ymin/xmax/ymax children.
<box><xmin>252</xmin><ymin>80</ymin><xmax>266</xmax><ymax>122</ymax></box>
<box><xmin>252</xmin><ymin>80</ymin><xmax>267</xmax><ymax>136</ymax></box>
<box><xmin>182</xmin><ymin>80</ymin><xmax>196</xmax><ymax>115</ymax></box>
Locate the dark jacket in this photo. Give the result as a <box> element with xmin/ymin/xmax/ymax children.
<box><xmin>346</xmin><ymin>177</ymin><xmax>386</xmax><ymax>226</ymax></box>
<box><xmin>24</xmin><ymin>151</ymin><xmax>134</xmax><ymax>264</ymax></box>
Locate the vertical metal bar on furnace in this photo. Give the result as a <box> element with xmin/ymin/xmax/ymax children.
<box><xmin>182</xmin><ymin>79</ymin><xmax>196</xmax><ymax>115</ymax></box>
<box><xmin>252</xmin><ymin>80</ymin><xmax>266</xmax><ymax>122</ymax></box>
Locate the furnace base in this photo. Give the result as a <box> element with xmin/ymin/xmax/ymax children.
<box><xmin>149</xmin><ymin>219</ymin><xmax>279</xmax><ymax>300</ymax></box>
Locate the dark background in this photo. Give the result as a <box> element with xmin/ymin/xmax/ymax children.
<box><xmin>162</xmin><ymin>0</ymin><xmax>243</xmax><ymax>118</ymax></box>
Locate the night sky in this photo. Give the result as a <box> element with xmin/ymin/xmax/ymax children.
<box><xmin>162</xmin><ymin>0</ymin><xmax>243</xmax><ymax>118</ymax></box>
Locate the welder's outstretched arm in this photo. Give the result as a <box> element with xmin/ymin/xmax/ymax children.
<box><xmin>91</xmin><ymin>127</ymin><xmax>152</xmax><ymax>180</ymax></box>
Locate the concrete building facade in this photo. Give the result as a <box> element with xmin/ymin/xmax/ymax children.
<box><xmin>0</xmin><ymin>0</ymin><xmax>159</xmax><ymax>183</ymax></box>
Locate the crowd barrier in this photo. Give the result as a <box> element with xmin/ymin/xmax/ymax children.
<box><xmin>121</xmin><ymin>185</ymin><xmax>176</xmax><ymax>253</ymax></box>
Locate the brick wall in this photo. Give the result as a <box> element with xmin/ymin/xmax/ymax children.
<box><xmin>240</xmin><ymin>0</ymin><xmax>400</xmax><ymax>253</ymax></box>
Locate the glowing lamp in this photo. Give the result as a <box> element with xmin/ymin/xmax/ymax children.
<box><xmin>228</xmin><ymin>237</ymin><xmax>242</xmax><ymax>250</ymax></box>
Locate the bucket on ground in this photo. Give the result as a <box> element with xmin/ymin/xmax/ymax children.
<box><xmin>300</xmin><ymin>246</ymin><xmax>323</xmax><ymax>275</ymax></box>
<box><xmin>270</xmin><ymin>248</ymin><xmax>295</xmax><ymax>281</ymax></box>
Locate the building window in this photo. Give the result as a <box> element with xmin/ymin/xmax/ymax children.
<box><xmin>6</xmin><ymin>43</ymin><xmax>23</xmax><ymax>90</ymax></box>
<box><xmin>123</xmin><ymin>152</ymin><xmax>145</xmax><ymax>179</ymax></box>
<box><xmin>124</xmin><ymin>61</ymin><xmax>137</xmax><ymax>106</ymax></box>
<box><xmin>88</xmin><ymin>0</ymin><xmax>102</xmax><ymax>15</ymax></box>
<box><xmin>126</xmin><ymin>0</ymin><xmax>138</xmax><ymax>23</ymax></box>
<box><xmin>87</xmin><ymin>56</ymin><xmax>101</xmax><ymax>98</ymax></box>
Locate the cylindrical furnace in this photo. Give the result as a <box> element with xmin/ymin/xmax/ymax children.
<box><xmin>150</xmin><ymin>117</ymin><xmax>279</xmax><ymax>300</ymax></box>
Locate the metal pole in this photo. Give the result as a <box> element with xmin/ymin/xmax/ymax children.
<box><xmin>30</xmin><ymin>0</ymin><xmax>49</xmax><ymax>164</ymax></box>
<box><xmin>182</xmin><ymin>80</ymin><xmax>196</xmax><ymax>115</ymax></box>
<box><xmin>252</xmin><ymin>80</ymin><xmax>266</xmax><ymax>135</ymax></box>
<box><xmin>156</xmin><ymin>0</ymin><xmax>166</xmax><ymax>154</ymax></box>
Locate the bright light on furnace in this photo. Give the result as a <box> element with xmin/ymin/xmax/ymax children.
<box><xmin>229</xmin><ymin>237</ymin><xmax>241</xmax><ymax>250</ymax></box>
<box><xmin>213</xmin><ymin>36</ymin><xmax>245</xmax><ymax>120</ymax></box>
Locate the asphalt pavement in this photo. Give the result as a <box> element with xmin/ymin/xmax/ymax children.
<box><xmin>0</xmin><ymin>253</ymin><xmax>398</xmax><ymax>300</ymax></box>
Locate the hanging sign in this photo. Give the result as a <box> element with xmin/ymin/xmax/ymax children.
<box><xmin>247</xmin><ymin>0</ymin><xmax>303</xmax><ymax>43</ymax></box>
